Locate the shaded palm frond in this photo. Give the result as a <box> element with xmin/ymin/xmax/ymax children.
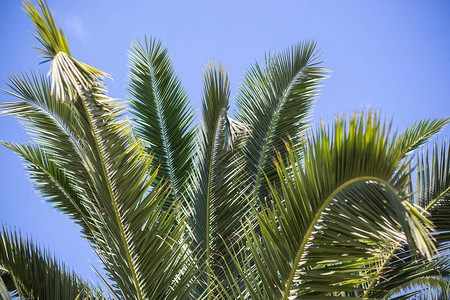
<box><xmin>370</xmin><ymin>247</ymin><xmax>450</xmax><ymax>299</ymax></box>
<box><xmin>0</xmin><ymin>225</ymin><xmax>104</xmax><ymax>299</ymax></box>
<box><xmin>388</xmin><ymin>275</ymin><xmax>450</xmax><ymax>300</ymax></box>
<box><xmin>367</xmin><ymin>141</ymin><xmax>450</xmax><ymax>299</ymax></box>
<box><xmin>187</xmin><ymin>62</ymin><xmax>251</xmax><ymax>297</ymax></box>
<box><xmin>128</xmin><ymin>38</ymin><xmax>197</xmax><ymax>206</ymax></box>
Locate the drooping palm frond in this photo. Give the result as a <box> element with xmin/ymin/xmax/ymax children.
<box><xmin>0</xmin><ymin>225</ymin><xmax>104</xmax><ymax>299</ymax></box>
<box><xmin>220</xmin><ymin>111</ymin><xmax>435</xmax><ymax>299</ymax></box>
<box><xmin>366</xmin><ymin>141</ymin><xmax>450</xmax><ymax>299</ymax></box>
<box><xmin>2</xmin><ymin>1</ymin><xmax>201</xmax><ymax>299</ymax></box>
<box><xmin>235</xmin><ymin>41</ymin><xmax>328</xmax><ymax>201</ymax></box>
<box><xmin>128</xmin><ymin>38</ymin><xmax>197</xmax><ymax>206</ymax></box>
<box><xmin>187</xmin><ymin>62</ymin><xmax>251</xmax><ymax>297</ymax></box>
<box><xmin>1</xmin><ymin>71</ymin><xmax>94</xmax><ymax>239</ymax></box>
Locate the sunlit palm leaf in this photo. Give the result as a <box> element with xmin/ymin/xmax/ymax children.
<box><xmin>3</xmin><ymin>1</ymin><xmax>201</xmax><ymax>299</ymax></box>
<box><xmin>397</xmin><ymin>119</ymin><xmax>450</xmax><ymax>156</ymax></box>
<box><xmin>23</xmin><ymin>0</ymin><xmax>108</xmax><ymax>101</ymax></box>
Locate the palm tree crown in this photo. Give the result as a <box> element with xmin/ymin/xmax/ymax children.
<box><xmin>0</xmin><ymin>1</ymin><xmax>449</xmax><ymax>299</ymax></box>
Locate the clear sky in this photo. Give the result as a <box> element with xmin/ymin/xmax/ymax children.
<box><xmin>1</xmin><ymin>0</ymin><xmax>449</xmax><ymax>285</ymax></box>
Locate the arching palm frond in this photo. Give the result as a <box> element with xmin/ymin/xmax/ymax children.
<box><xmin>2</xmin><ymin>1</ymin><xmax>448</xmax><ymax>299</ymax></box>
<box><xmin>0</xmin><ymin>225</ymin><xmax>104</xmax><ymax>299</ymax></box>
<box><xmin>367</xmin><ymin>141</ymin><xmax>450</xmax><ymax>299</ymax></box>
<box><xmin>128</xmin><ymin>38</ymin><xmax>197</xmax><ymax>207</ymax></box>
<box><xmin>221</xmin><ymin>112</ymin><xmax>435</xmax><ymax>299</ymax></box>
<box><xmin>388</xmin><ymin>275</ymin><xmax>450</xmax><ymax>300</ymax></box>
<box><xmin>236</xmin><ymin>42</ymin><xmax>328</xmax><ymax>202</ymax></box>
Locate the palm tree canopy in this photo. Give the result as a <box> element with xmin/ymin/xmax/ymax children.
<box><xmin>0</xmin><ymin>1</ymin><xmax>449</xmax><ymax>299</ymax></box>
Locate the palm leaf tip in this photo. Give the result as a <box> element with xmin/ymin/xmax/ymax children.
<box><xmin>22</xmin><ymin>0</ymin><xmax>109</xmax><ymax>102</ymax></box>
<box><xmin>22</xmin><ymin>0</ymin><xmax>70</xmax><ymax>59</ymax></box>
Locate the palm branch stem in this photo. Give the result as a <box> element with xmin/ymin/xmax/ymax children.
<box><xmin>205</xmin><ymin>116</ymin><xmax>222</xmax><ymax>298</ymax></box>
<box><xmin>282</xmin><ymin>176</ymin><xmax>395</xmax><ymax>300</ymax></box>
<box><xmin>253</xmin><ymin>93</ymin><xmax>285</xmax><ymax>199</ymax></box>
<box><xmin>10</xmin><ymin>272</ymin><xmax>32</xmax><ymax>299</ymax></box>
<box><xmin>78</xmin><ymin>98</ymin><xmax>144</xmax><ymax>300</ymax></box>
<box><xmin>148</xmin><ymin>64</ymin><xmax>177</xmax><ymax>196</ymax></box>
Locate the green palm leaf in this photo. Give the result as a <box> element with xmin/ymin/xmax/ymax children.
<box><xmin>188</xmin><ymin>62</ymin><xmax>251</xmax><ymax>297</ymax></box>
<box><xmin>367</xmin><ymin>141</ymin><xmax>450</xmax><ymax>299</ymax></box>
<box><xmin>128</xmin><ymin>38</ymin><xmax>197</xmax><ymax>206</ymax></box>
<box><xmin>3</xmin><ymin>1</ymin><xmax>201</xmax><ymax>298</ymax></box>
<box><xmin>236</xmin><ymin>41</ymin><xmax>328</xmax><ymax>201</ymax></box>
<box><xmin>0</xmin><ymin>225</ymin><xmax>103</xmax><ymax>299</ymax></box>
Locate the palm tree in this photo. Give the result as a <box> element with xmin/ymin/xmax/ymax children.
<box><xmin>0</xmin><ymin>1</ymin><xmax>448</xmax><ymax>299</ymax></box>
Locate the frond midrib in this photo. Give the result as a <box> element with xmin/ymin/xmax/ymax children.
<box><xmin>146</xmin><ymin>55</ymin><xmax>178</xmax><ymax>197</ymax></box>
<box><xmin>79</xmin><ymin>98</ymin><xmax>144</xmax><ymax>300</ymax></box>
<box><xmin>252</xmin><ymin>64</ymin><xmax>310</xmax><ymax>200</ymax></box>
<box><xmin>205</xmin><ymin>114</ymin><xmax>224</xmax><ymax>295</ymax></box>
<box><xmin>282</xmin><ymin>176</ymin><xmax>395</xmax><ymax>299</ymax></box>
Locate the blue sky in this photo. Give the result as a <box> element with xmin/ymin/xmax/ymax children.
<box><xmin>1</xmin><ymin>0</ymin><xmax>449</xmax><ymax>284</ymax></box>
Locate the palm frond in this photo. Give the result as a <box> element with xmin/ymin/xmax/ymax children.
<box><xmin>367</xmin><ymin>141</ymin><xmax>450</xmax><ymax>299</ymax></box>
<box><xmin>388</xmin><ymin>275</ymin><xmax>450</xmax><ymax>300</ymax></box>
<box><xmin>397</xmin><ymin>118</ymin><xmax>449</xmax><ymax>156</ymax></box>
<box><xmin>236</xmin><ymin>41</ymin><xmax>328</xmax><ymax>201</ymax></box>
<box><xmin>369</xmin><ymin>246</ymin><xmax>450</xmax><ymax>299</ymax></box>
<box><xmin>221</xmin><ymin>112</ymin><xmax>434</xmax><ymax>299</ymax></box>
<box><xmin>416</xmin><ymin>141</ymin><xmax>450</xmax><ymax>246</ymax></box>
<box><xmin>188</xmin><ymin>62</ymin><xmax>251</xmax><ymax>296</ymax></box>
<box><xmin>0</xmin><ymin>225</ymin><xmax>103</xmax><ymax>299</ymax></box>
<box><xmin>128</xmin><ymin>38</ymin><xmax>197</xmax><ymax>206</ymax></box>
<box><xmin>3</xmin><ymin>3</ymin><xmax>201</xmax><ymax>298</ymax></box>
<box><xmin>1</xmin><ymin>71</ymin><xmax>98</xmax><ymax>239</ymax></box>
